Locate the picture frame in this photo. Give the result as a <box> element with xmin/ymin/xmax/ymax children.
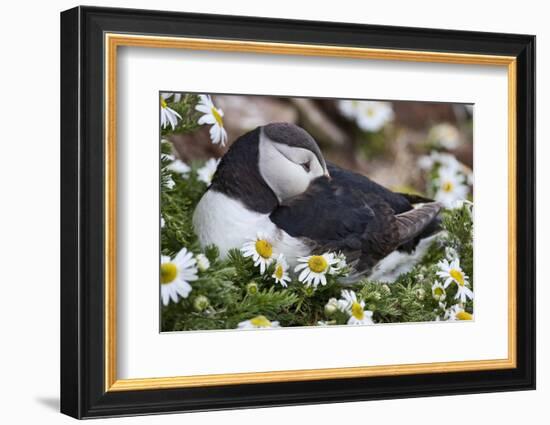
<box><xmin>60</xmin><ymin>5</ymin><xmax>535</xmax><ymax>419</ymax></box>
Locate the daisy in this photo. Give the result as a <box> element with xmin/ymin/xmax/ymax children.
<box><xmin>329</xmin><ymin>252</ymin><xmax>348</xmax><ymax>275</ymax></box>
<box><xmin>354</xmin><ymin>101</ymin><xmax>394</xmax><ymax>132</ymax></box>
<box><xmin>195</xmin><ymin>94</ymin><xmax>228</xmax><ymax>146</ymax></box>
<box><xmin>337</xmin><ymin>290</ymin><xmax>374</xmax><ymax>325</ymax></box>
<box><xmin>434</xmin><ymin>167</ymin><xmax>469</xmax><ymax>208</ymax></box>
<box><xmin>436</xmin><ymin>258</ymin><xmax>474</xmax><ymax>303</ymax></box>
<box><xmin>338</xmin><ymin>100</ymin><xmax>394</xmax><ymax>132</ymax></box>
<box><xmin>324</xmin><ymin>298</ymin><xmax>339</xmax><ymax>316</ymax></box>
<box><xmin>163</xmin><ymin>175</ymin><xmax>175</xmax><ymax>190</ymax></box>
<box><xmin>162</xmin><ymin>92</ymin><xmax>182</xmax><ymax>103</ymax></box>
<box><xmin>418</xmin><ymin>154</ymin><xmax>434</xmax><ymax>171</ymax></box>
<box><xmin>444</xmin><ymin>304</ymin><xmax>473</xmax><ymax>321</ymax></box>
<box><xmin>272</xmin><ymin>254</ymin><xmax>291</xmax><ymax>287</ymax></box>
<box><xmin>435</xmin><ymin>152</ymin><xmax>463</xmax><ymax>171</ymax></box>
<box><xmin>348</xmin><ymin>304</ymin><xmax>374</xmax><ymax>325</ymax></box>
<box><xmin>241</xmin><ymin>232</ymin><xmax>276</xmax><ymax>274</ymax></box>
<box><xmin>418</xmin><ymin>151</ymin><xmax>463</xmax><ymax>173</ymax></box>
<box><xmin>167</xmin><ymin>158</ymin><xmax>191</xmax><ymax>177</ymax></box>
<box><xmin>428</xmin><ymin>123</ymin><xmax>460</xmax><ymax>150</ymax></box>
<box><xmin>161</xmin><ymin>152</ymin><xmax>173</xmax><ymax>162</ymax></box>
<box><xmin>237</xmin><ymin>315</ymin><xmax>280</xmax><ymax>330</ymax></box>
<box><xmin>295</xmin><ymin>253</ymin><xmax>338</xmax><ymax>288</ymax></box>
<box><xmin>197</xmin><ymin>158</ymin><xmax>220</xmax><ymax>186</ymax></box>
<box><xmin>160</xmin><ymin>93</ymin><xmax>182</xmax><ymax>130</ymax></box>
<box><xmin>337</xmin><ymin>99</ymin><xmax>361</xmax><ymax>119</ymax></box>
<box><xmin>336</xmin><ymin>289</ymin><xmax>359</xmax><ymax>312</ymax></box>
<box><xmin>431</xmin><ymin>281</ymin><xmax>447</xmax><ymax>301</ymax></box>
<box><xmin>445</xmin><ymin>246</ymin><xmax>459</xmax><ymax>260</ymax></box>
<box><xmin>160</xmin><ymin>247</ymin><xmax>198</xmax><ymax>306</ymax></box>
<box><xmin>195</xmin><ymin>253</ymin><xmax>210</xmax><ymax>272</ymax></box>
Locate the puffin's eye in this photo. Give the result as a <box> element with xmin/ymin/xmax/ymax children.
<box><xmin>300</xmin><ymin>161</ymin><xmax>311</xmax><ymax>172</ymax></box>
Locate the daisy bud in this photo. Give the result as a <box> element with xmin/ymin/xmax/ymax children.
<box><xmin>246</xmin><ymin>281</ymin><xmax>259</xmax><ymax>295</ymax></box>
<box><xmin>371</xmin><ymin>291</ymin><xmax>382</xmax><ymax>301</ymax></box>
<box><xmin>415</xmin><ymin>288</ymin><xmax>426</xmax><ymax>300</ymax></box>
<box><xmin>324</xmin><ymin>298</ymin><xmax>339</xmax><ymax>316</ymax></box>
<box><xmin>193</xmin><ymin>295</ymin><xmax>209</xmax><ymax>312</ymax></box>
<box><xmin>381</xmin><ymin>284</ymin><xmax>391</xmax><ymax>295</ymax></box>
<box><xmin>303</xmin><ymin>286</ymin><xmax>316</xmax><ymax>297</ymax></box>
<box><xmin>196</xmin><ymin>253</ymin><xmax>210</xmax><ymax>272</ymax></box>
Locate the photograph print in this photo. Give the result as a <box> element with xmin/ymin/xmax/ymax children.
<box><xmin>159</xmin><ymin>93</ymin><xmax>474</xmax><ymax>332</ymax></box>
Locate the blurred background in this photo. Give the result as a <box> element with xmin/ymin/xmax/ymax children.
<box><xmin>165</xmin><ymin>94</ymin><xmax>473</xmax><ymax>199</ymax></box>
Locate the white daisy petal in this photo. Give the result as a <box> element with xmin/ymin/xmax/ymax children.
<box><xmin>161</xmin><ymin>288</ymin><xmax>170</xmax><ymax>306</ymax></box>
<box><xmin>198</xmin><ymin>114</ymin><xmax>216</xmax><ymax>125</ymax></box>
<box><xmin>160</xmin><ymin>247</ymin><xmax>198</xmax><ymax>305</ymax></box>
<box><xmin>195</xmin><ymin>95</ymin><xmax>227</xmax><ymax>145</ymax></box>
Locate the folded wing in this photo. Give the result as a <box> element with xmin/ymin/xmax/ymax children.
<box><xmin>269</xmin><ymin>166</ymin><xmax>441</xmax><ymax>276</ymax></box>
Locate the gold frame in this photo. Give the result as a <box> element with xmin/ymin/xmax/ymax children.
<box><xmin>104</xmin><ymin>33</ymin><xmax>517</xmax><ymax>392</ymax></box>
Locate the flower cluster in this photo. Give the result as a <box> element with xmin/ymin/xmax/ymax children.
<box><xmin>160</xmin><ymin>92</ymin><xmax>227</xmax><ymax>146</ymax></box>
<box><xmin>418</xmin><ymin>149</ymin><xmax>473</xmax><ymax>208</ymax></box>
<box><xmin>161</xmin><ymin>139</ymin><xmax>221</xmax><ymax>188</ymax></box>
<box><xmin>433</xmin><ymin>256</ymin><xmax>474</xmax><ymax>321</ymax></box>
<box><xmin>240</xmin><ymin>232</ymin><xmax>349</xmax><ymax>290</ymax></box>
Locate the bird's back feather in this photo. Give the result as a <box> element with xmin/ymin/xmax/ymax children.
<box><xmin>269</xmin><ymin>163</ymin><xmax>441</xmax><ymax>276</ymax></box>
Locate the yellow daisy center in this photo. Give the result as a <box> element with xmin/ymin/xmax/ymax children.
<box><xmin>160</xmin><ymin>97</ymin><xmax>167</xmax><ymax>109</ymax></box>
<box><xmin>351</xmin><ymin>302</ymin><xmax>365</xmax><ymax>320</ymax></box>
<box><xmin>250</xmin><ymin>315</ymin><xmax>272</xmax><ymax>327</ymax></box>
<box><xmin>211</xmin><ymin>107</ymin><xmax>224</xmax><ymax>126</ymax></box>
<box><xmin>308</xmin><ymin>255</ymin><xmax>328</xmax><ymax>273</ymax></box>
<box><xmin>275</xmin><ymin>264</ymin><xmax>284</xmax><ymax>280</ymax></box>
<box><xmin>160</xmin><ymin>262</ymin><xmax>178</xmax><ymax>284</ymax></box>
<box><xmin>255</xmin><ymin>239</ymin><xmax>273</xmax><ymax>259</ymax></box>
<box><xmin>434</xmin><ymin>287</ymin><xmax>445</xmax><ymax>297</ymax></box>
<box><xmin>450</xmin><ymin>269</ymin><xmax>465</xmax><ymax>286</ymax></box>
<box><xmin>366</xmin><ymin>108</ymin><xmax>375</xmax><ymax>117</ymax></box>
<box><xmin>456</xmin><ymin>311</ymin><xmax>473</xmax><ymax>320</ymax></box>
<box><xmin>442</xmin><ymin>181</ymin><xmax>454</xmax><ymax>192</ymax></box>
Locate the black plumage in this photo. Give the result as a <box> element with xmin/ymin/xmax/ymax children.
<box><xmin>270</xmin><ymin>163</ymin><xmax>441</xmax><ymax>275</ymax></box>
<box><xmin>211</xmin><ymin>127</ymin><xmax>278</xmax><ymax>214</ymax></box>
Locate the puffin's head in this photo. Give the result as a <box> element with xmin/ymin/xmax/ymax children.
<box><xmin>258</xmin><ymin>123</ymin><xmax>330</xmax><ymax>202</ymax></box>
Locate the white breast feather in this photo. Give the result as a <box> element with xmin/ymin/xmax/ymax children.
<box><xmin>192</xmin><ymin>190</ymin><xmax>309</xmax><ymax>263</ymax></box>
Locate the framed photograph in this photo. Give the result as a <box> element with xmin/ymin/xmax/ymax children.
<box><xmin>60</xmin><ymin>6</ymin><xmax>535</xmax><ymax>419</ymax></box>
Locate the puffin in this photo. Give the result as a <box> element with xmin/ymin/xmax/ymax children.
<box><xmin>192</xmin><ymin>123</ymin><xmax>441</xmax><ymax>281</ymax></box>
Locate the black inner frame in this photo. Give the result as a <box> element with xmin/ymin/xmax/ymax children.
<box><xmin>60</xmin><ymin>6</ymin><xmax>535</xmax><ymax>419</ymax></box>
